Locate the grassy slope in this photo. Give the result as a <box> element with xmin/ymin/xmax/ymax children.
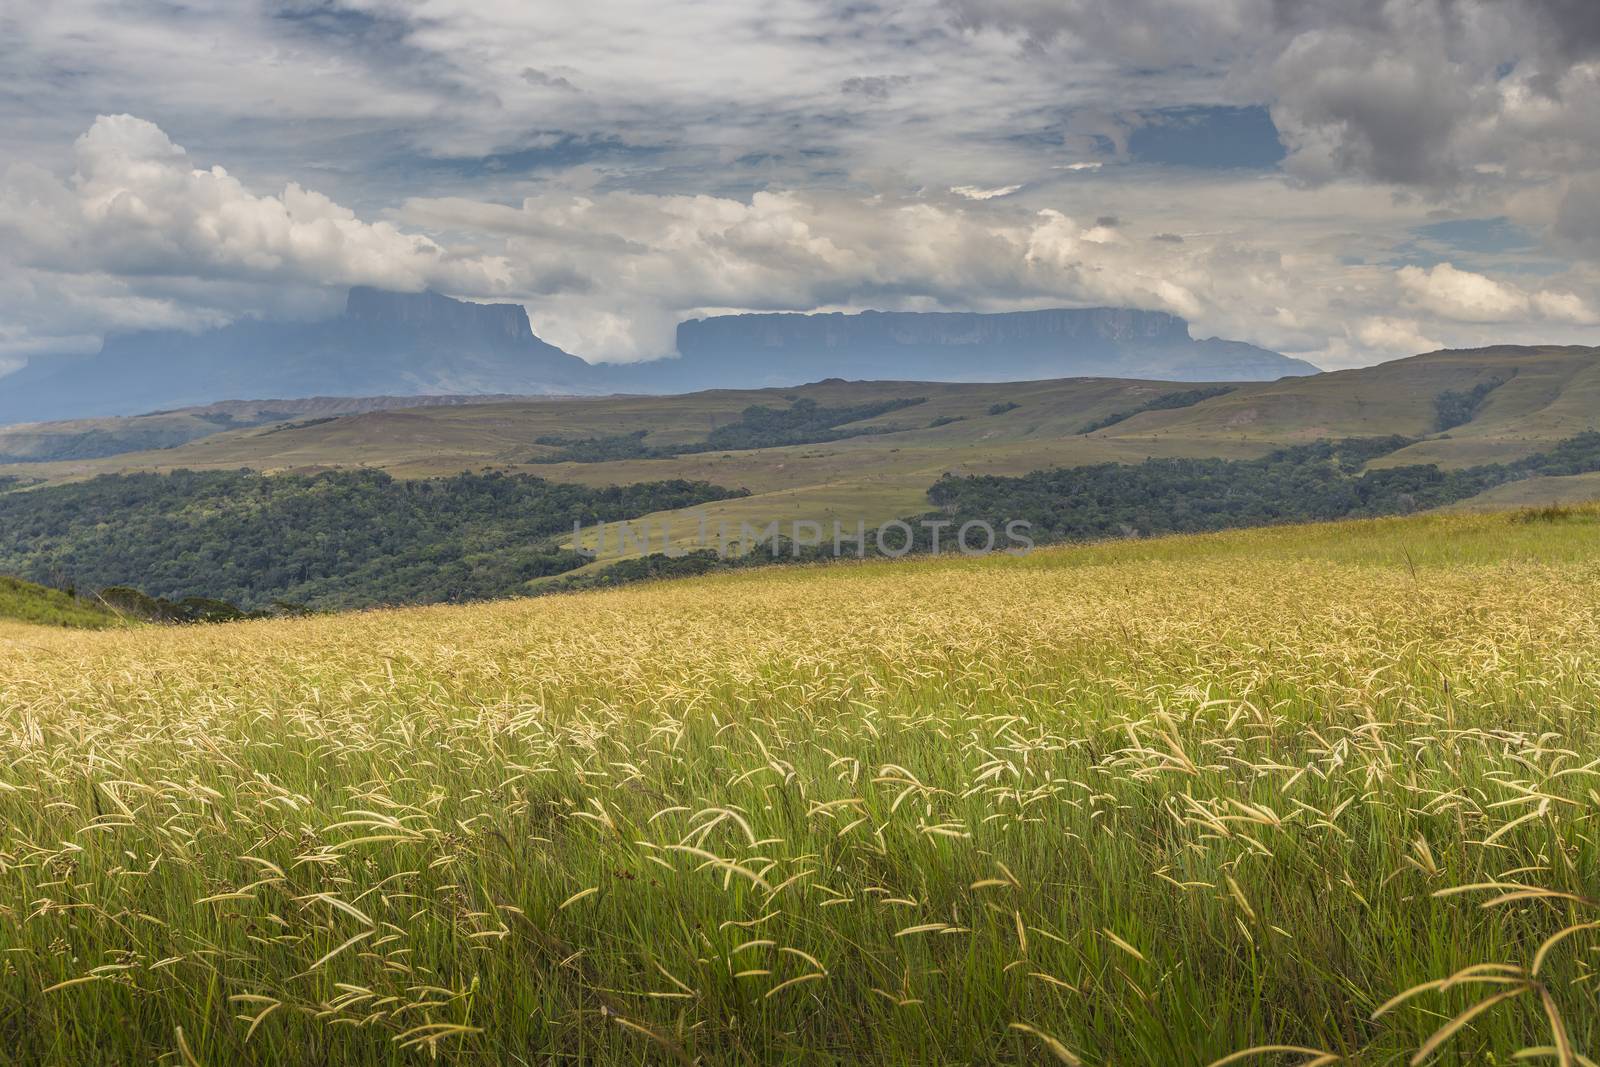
<box><xmin>1104</xmin><ymin>344</ymin><xmax>1600</xmax><ymax>452</ymax></box>
<box><xmin>0</xmin><ymin>574</ymin><xmax>123</xmax><ymax>628</ymax></box>
<box><xmin>0</xmin><ymin>395</ymin><xmax>528</xmax><ymax>464</ymax></box>
<box><xmin>1448</xmin><ymin>470</ymin><xmax>1600</xmax><ymax>509</ymax></box>
<box><xmin>3</xmin><ymin>507</ymin><xmax>1600</xmax><ymax>1064</ymax></box>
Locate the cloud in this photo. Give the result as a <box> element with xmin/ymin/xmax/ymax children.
<box><xmin>951</xmin><ymin>184</ymin><xmax>1023</xmax><ymax>200</ymax></box>
<box><xmin>1532</xmin><ymin>289</ymin><xmax>1600</xmax><ymax>324</ymax></box>
<box><xmin>0</xmin><ymin>115</ymin><xmax>511</xmax><ymax>345</ymax></box>
<box><xmin>1397</xmin><ymin>262</ymin><xmax>1599</xmax><ymax>324</ymax></box>
<box><xmin>1355</xmin><ymin>316</ymin><xmax>1443</xmax><ymax>356</ymax></box>
<box><xmin>840</xmin><ymin>75</ymin><xmax>911</xmax><ymax>100</ymax></box>
<box><xmin>5</xmin><ymin>8</ymin><xmax>1600</xmax><ymax>373</ymax></box>
<box><xmin>1397</xmin><ymin>263</ymin><xmax>1532</xmax><ymax>321</ymax></box>
<box><xmin>401</xmin><ymin>188</ymin><xmax>1257</xmax><ymax>360</ymax></box>
<box><xmin>521</xmin><ymin>67</ymin><xmax>580</xmax><ymax>92</ymax></box>
<box><xmin>7</xmin><ymin>116</ymin><xmax>1593</xmax><ymax>372</ymax></box>
<box><xmin>943</xmin><ymin>0</ymin><xmax>1600</xmax><ymax>191</ymax></box>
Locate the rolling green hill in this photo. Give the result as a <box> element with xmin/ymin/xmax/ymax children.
<box><xmin>1110</xmin><ymin>344</ymin><xmax>1600</xmax><ymax>461</ymax></box>
<box><xmin>0</xmin><ymin>395</ymin><xmax>525</xmax><ymax>465</ymax></box>
<box><xmin>0</xmin><ymin>575</ymin><xmax>123</xmax><ymax>629</ymax></box>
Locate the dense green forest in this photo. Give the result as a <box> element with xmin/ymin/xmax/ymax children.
<box><xmin>532</xmin><ymin>429</ymin><xmax>657</xmax><ymax>462</ymax></box>
<box><xmin>0</xmin><ymin>469</ymin><xmax>743</xmax><ymax>609</ymax></box>
<box><xmin>924</xmin><ymin>432</ymin><xmax>1600</xmax><ymax>542</ymax></box>
<box><xmin>1079</xmin><ymin>386</ymin><xmax>1234</xmax><ymax>433</ymax></box>
<box><xmin>1434</xmin><ymin>378</ymin><xmax>1505</xmax><ymax>430</ymax></box>
<box><xmin>534</xmin><ymin>397</ymin><xmax>926</xmax><ymax>462</ymax></box>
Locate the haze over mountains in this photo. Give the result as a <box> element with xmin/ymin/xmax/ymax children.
<box><xmin>0</xmin><ymin>289</ymin><xmax>1316</xmax><ymax>427</ymax></box>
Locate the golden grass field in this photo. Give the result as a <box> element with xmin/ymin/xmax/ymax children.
<box><xmin>3</xmin><ymin>508</ymin><xmax>1600</xmax><ymax>1064</ymax></box>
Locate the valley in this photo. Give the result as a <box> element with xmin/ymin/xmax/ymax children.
<box><xmin>6</xmin><ymin>344</ymin><xmax>1596</xmax><ymax>575</ymax></box>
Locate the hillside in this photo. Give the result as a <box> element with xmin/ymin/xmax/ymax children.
<box><xmin>0</xmin><ymin>574</ymin><xmax>122</xmax><ymax>629</ymax></box>
<box><xmin>1100</xmin><ymin>344</ymin><xmax>1600</xmax><ymax>460</ymax></box>
<box><xmin>0</xmin><ymin>395</ymin><xmax>531</xmax><ymax>465</ymax></box>
<box><xmin>3</xmin><ymin>508</ymin><xmax>1599</xmax><ymax>1063</ymax></box>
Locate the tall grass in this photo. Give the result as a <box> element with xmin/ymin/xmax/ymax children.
<box><xmin>1</xmin><ymin>508</ymin><xmax>1599</xmax><ymax>1064</ymax></box>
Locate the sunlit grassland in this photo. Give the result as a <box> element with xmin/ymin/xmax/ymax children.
<box><xmin>0</xmin><ymin>575</ymin><xmax>122</xmax><ymax>630</ymax></box>
<box><xmin>3</xmin><ymin>508</ymin><xmax>1600</xmax><ymax>1064</ymax></box>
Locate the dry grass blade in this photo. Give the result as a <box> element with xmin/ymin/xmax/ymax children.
<box><xmin>1008</xmin><ymin>1023</ymin><xmax>1083</xmax><ymax>1065</ymax></box>
<box><xmin>1206</xmin><ymin>1046</ymin><xmax>1341</xmax><ymax>1067</ymax></box>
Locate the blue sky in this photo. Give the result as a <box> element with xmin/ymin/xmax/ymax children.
<box><xmin>1</xmin><ymin>0</ymin><xmax>1599</xmax><ymax>370</ymax></box>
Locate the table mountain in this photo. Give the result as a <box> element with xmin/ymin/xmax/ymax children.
<box><xmin>0</xmin><ymin>288</ymin><xmax>596</xmax><ymax>425</ymax></box>
<box><xmin>603</xmin><ymin>308</ymin><xmax>1317</xmax><ymax>390</ymax></box>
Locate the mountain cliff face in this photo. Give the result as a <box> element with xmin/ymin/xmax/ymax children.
<box><xmin>607</xmin><ymin>307</ymin><xmax>1317</xmax><ymax>390</ymax></box>
<box><xmin>0</xmin><ymin>289</ymin><xmax>595</xmax><ymax>425</ymax></box>
<box><xmin>344</xmin><ymin>287</ymin><xmax>541</xmax><ymax>346</ymax></box>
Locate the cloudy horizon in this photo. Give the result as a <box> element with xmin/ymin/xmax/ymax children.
<box><xmin>4</xmin><ymin>0</ymin><xmax>1600</xmax><ymax>372</ymax></box>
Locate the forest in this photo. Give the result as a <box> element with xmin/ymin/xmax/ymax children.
<box><xmin>1434</xmin><ymin>377</ymin><xmax>1505</xmax><ymax>430</ymax></box>
<box><xmin>0</xmin><ymin>468</ymin><xmax>744</xmax><ymax>610</ymax></box>
<box><xmin>1078</xmin><ymin>385</ymin><xmax>1234</xmax><ymax>433</ymax></box>
<box><xmin>925</xmin><ymin>432</ymin><xmax>1600</xmax><ymax>542</ymax></box>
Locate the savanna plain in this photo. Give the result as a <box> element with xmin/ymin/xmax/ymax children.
<box><xmin>3</xmin><ymin>508</ymin><xmax>1600</xmax><ymax>1065</ymax></box>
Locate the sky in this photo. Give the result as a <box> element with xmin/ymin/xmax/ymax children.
<box><xmin>2</xmin><ymin>0</ymin><xmax>1600</xmax><ymax>373</ymax></box>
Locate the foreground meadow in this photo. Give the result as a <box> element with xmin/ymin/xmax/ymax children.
<box><xmin>3</xmin><ymin>510</ymin><xmax>1600</xmax><ymax>1064</ymax></box>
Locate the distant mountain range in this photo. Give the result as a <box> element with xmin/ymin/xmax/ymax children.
<box><xmin>0</xmin><ymin>288</ymin><xmax>1318</xmax><ymax>426</ymax></box>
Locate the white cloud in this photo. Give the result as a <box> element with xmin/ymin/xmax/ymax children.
<box><xmin>0</xmin><ymin>115</ymin><xmax>513</xmax><ymax>348</ymax></box>
<box><xmin>2</xmin><ymin>115</ymin><xmax>510</xmax><ymax>294</ymax></box>
<box><xmin>1396</xmin><ymin>263</ymin><xmax>1532</xmax><ymax>322</ymax></box>
<box><xmin>1355</xmin><ymin>316</ymin><xmax>1442</xmax><ymax>356</ymax></box>
<box><xmin>951</xmin><ymin>184</ymin><xmax>1023</xmax><ymax>201</ymax></box>
<box><xmin>402</xmin><ymin>190</ymin><xmax>1255</xmax><ymax>360</ymax></box>
<box><xmin>1397</xmin><ymin>262</ymin><xmax>1599</xmax><ymax>325</ymax></box>
<box><xmin>1532</xmin><ymin>289</ymin><xmax>1600</xmax><ymax>324</ymax></box>
<box><xmin>7</xmin><ymin>117</ymin><xmax>1592</xmax><ymax>373</ymax></box>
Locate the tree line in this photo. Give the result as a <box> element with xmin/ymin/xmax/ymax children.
<box><xmin>0</xmin><ymin>468</ymin><xmax>744</xmax><ymax>610</ymax></box>
<box><xmin>924</xmin><ymin>432</ymin><xmax>1600</xmax><ymax>543</ymax></box>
